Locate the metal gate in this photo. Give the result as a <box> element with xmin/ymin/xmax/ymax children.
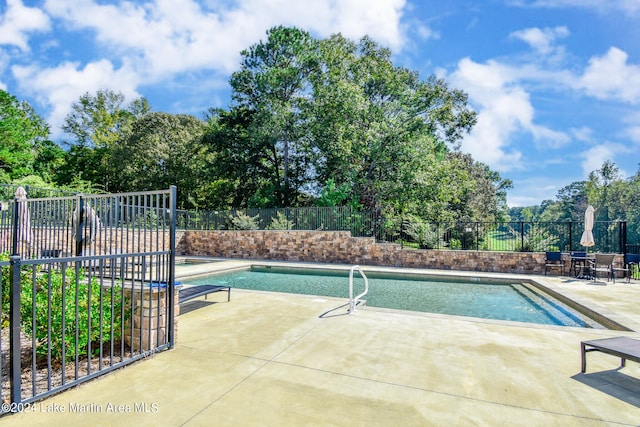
<box><xmin>0</xmin><ymin>187</ymin><xmax>177</xmax><ymax>413</ymax></box>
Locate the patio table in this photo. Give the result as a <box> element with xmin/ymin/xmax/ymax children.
<box><xmin>570</xmin><ymin>255</ymin><xmax>594</xmax><ymax>279</ymax></box>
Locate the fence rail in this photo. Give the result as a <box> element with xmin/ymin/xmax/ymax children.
<box><xmin>176</xmin><ymin>207</ymin><xmax>633</xmax><ymax>254</ymax></box>
<box><xmin>176</xmin><ymin>206</ymin><xmax>380</xmax><ymax>237</ymax></box>
<box><xmin>0</xmin><ymin>188</ymin><xmax>177</xmax><ymax>414</ymax></box>
<box><xmin>396</xmin><ymin>220</ymin><xmax>627</xmax><ymax>254</ymax></box>
<box><xmin>1</xmin><ymin>190</ymin><xmax>175</xmax><ymax>259</ymax></box>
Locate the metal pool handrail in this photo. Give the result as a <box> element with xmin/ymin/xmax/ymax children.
<box><xmin>348</xmin><ymin>265</ymin><xmax>369</xmax><ymax>313</ymax></box>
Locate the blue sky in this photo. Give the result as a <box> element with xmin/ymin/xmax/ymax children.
<box><xmin>1</xmin><ymin>0</ymin><xmax>639</xmax><ymax>207</ymax></box>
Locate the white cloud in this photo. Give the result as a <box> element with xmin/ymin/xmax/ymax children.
<box><xmin>0</xmin><ymin>49</ymin><xmax>8</xmax><ymax>89</ymax></box>
<box><xmin>507</xmin><ymin>176</ymin><xmax>571</xmax><ymax>206</ymax></box>
<box><xmin>447</xmin><ymin>57</ymin><xmax>570</xmax><ymax>172</ymax></box>
<box><xmin>570</xmin><ymin>127</ymin><xmax>593</xmax><ymax>142</ymax></box>
<box><xmin>12</xmin><ymin>59</ymin><xmax>141</xmax><ymax>137</ymax></box>
<box><xmin>577</xmin><ymin>47</ymin><xmax>640</xmax><ymax>104</ymax></box>
<box><xmin>42</xmin><ymin>0</ymin><xmax>407</xmax><ymax>80</ymax></box>
<box><xmin>0</xmin><ymin>0</ymin><xmax>51</xmax><ymax>51</ymax></box>
<box><xmin>579</xmin><ymin>142</ymin><xmax>631</xmax><ymax>178</ymax></box>
<box><xmin>530</xmin><ymin>124</ymin><xmax>571</xmax><ymax>147</ymax></box>
<box><xmin>416</xmin><ymin>24</ymin><xmax>439</xmax><ymax>41</ymax></box>
<box><xmin>8</xmin><ymin>0</ymin><xmax>407</xmax><ymax>138</ymax></box>
<box><xmin>510</xmin><ymin>26</ymin><xmax>569</xmax><ymax>56</ymax></box>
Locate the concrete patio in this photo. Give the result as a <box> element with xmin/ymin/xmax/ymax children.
<box><xmin>2</xmin><ymin>260</ymin><xmax>640</xmax><ymax>426</ymax></box>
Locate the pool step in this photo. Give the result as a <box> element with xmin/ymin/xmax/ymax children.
<box><xmin>512</xmin><ymin>283</ymin><xmax>579</xmax><ymax>326</ymax></box>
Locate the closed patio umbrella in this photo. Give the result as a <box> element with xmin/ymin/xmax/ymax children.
<box><xmin>15</xmin><ymin>186</ymin><xmax>32</xmax><ymax>243</ymax></box>
<box><xmin>14</xmin><ymin>186</ymin><xmax>32</xmax><ymax>256</ymax></box>
<box><xmin>579</xmin><ymin>205</ymin><xmax>595</xmax><ymax>279</ymax></box>
<box><xmin>580</xmin><ymin>205</ymin><xmax>595</xmax><ymax>249</ymax></box>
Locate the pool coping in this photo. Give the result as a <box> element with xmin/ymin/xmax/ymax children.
<box><xmin>175</xmin><ymin>258</ymin><xmax>640</xmax><ymax>333</ymax></box>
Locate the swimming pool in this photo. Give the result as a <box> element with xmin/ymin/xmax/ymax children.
<box><xmin>184</xmin><ymin>266</ymin><xmax>607</xmax><ymax>328</ymax></box>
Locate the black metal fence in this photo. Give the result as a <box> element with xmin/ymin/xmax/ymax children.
<box><xmin>0</xmin><ymin>188</ymin><xmax>177</xmax><ymax>414</ymax></box>
<box><xmin>176</xmin><ymin>206</ymin><xmax>379</xmax><ymax>237</ymax></box>
<box><xmin>396</xmin><ymin>220</ymin><xmax>627</xmax><ymax>254</ymax></box>
<box><xmin>176</xmin><ymin>206</ymin><xmax>632</xmax><ymax>254</ymax></box>
<box><xmin>1</xmin><ymin>190</ymin><xmax>176</xmax><ymax>259</ymax></box>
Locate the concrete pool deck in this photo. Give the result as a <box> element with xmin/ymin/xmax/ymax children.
<box><xmin>3</xmin><ymin>259</ymin><xmax>640</xmax><ymax>426</ymax></box>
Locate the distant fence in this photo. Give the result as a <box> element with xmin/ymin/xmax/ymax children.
<box><xmin>176</xmin><ymin>206</ymin><xmax>379</xmax><ymax>237</ymax></box>
<box><xmin>176</xmin><ymin>206</ymin><xmax>633</xmax><ymax>254</ymax></box>
<box><xmin>394</xmin><ymin>220</ymin><xmax>628</xmax><ymax>254</ymax></box>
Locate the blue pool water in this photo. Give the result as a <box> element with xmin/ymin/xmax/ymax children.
<box><xmin>185</xmin><ymin>266</ymin><xmax>605</xmax><ymax>328</ymax></box>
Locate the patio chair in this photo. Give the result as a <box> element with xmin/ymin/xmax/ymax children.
<box><xmin>612</xmin><ymin>253</ymin><xmax>640</xmax><ymax>283</ymax></box>
<box><xmin>544</xmin><ymin>251</ymin><xmax>565</xmax><ymax>276</ymax></box>
<box><xmin>589</xmin><ymin>253</ymin><xmax>616</xmax><ymax>283</ymax></box>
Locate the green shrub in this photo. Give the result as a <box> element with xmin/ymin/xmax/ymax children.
<box><xmin>1</xmin><ymin>253</ymin><xmax>126</xmax><ymax>362</ymax></box>
<box><xmin>22</xmin><ymin>269</ymin><xmax>125</xmax><ymax>362</ymax></box>
<box><xmin>266</xmin><ymin>212</ymin><xmax>294</xmax><ymax>230</ymax></box>
<box><xmin>449</xmin><ymin>238</ymin><xmax>462</xmax><ymax>250</ymax></box>
<box><xmin>402</xmin><ymin>221</ymin><xmax>444</xmax><ymax>249</ymax></box>
<box><xmin>380</xmin><ymin>215</ymin><xmax>402</xmax><ymax>242</ymax></box>
<box><xmin>229</xmin><ymin>211</ymin><xmax>260</xmax><ymax>230</ymax></box>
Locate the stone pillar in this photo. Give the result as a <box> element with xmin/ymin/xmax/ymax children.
<box><xmin>124</xmin><ymin>283</ymin><xmax>179</xmax><ymax>351</ymax></box>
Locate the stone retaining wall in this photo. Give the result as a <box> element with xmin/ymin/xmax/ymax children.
<box><xmin>176</xmin><ymin>230</ymin><xmax>603</xmax><ymax>275</ymax></box>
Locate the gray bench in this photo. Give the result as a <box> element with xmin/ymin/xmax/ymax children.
<box><xmin>178</xmin><ymin>285</ymin><xmax>231</xmax><ymax>304</ymax></box>
<box><xmin>581</xmin><ymin>336</ymin><xmax>640</xmax><ymax>373</ymax></box>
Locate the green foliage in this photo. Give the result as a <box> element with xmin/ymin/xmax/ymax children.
<box><xmin>230</xmin><ymin>211</ymin><xmax>260</xmax><ymax>230</ymax></box>
<box><xmin>1</xmin><ymin>253</ymin><xmax>125</xmax><ymax>362</ymax></box>
<box><xmin>402</xmin><ymin>219</ymin><xmax>445</xmax><ymax>249</ymax></box>
<box><xmin>33</xmin><ymin>140</ymin><xmax>66</xmax><ymax>183</ymax></box>
<box><xmin>317</xmin><ymin>179</ymin><xmax>352</xmax><ymax>207</ymax></box>
<box><xmin>22</xmin><ymin>269</ymin><xmax>125</xmax><ymax>362</ymax></box>
<box><xmin>310</xmin><ymin>34</ymin><xmax>478</xmax><ymax>217</ymax></box>
<box><xmin>209</xmin><ymin>27</ymin><xmax>486</xmax><ymax>219</ymax></box>
<box><xmin>266</xmin><ymin>212</ymin><xmax>294</xmax><ymax>230</ymax></box>
<box><xmin>229</xmin><ymin>26</ymin><xmax>318</xmax><ymax>207</ymax></box>
<box><xmin>111</xmin><ymin>112</ymin><xmax>208</xmax><ymax>209</ymax></box>
<box><xmin>34</xmin><ymin>28</ymin><xmax>504</xmax><ymax>219</ymax></box>
<box><xmin>59</xmin><ymin>90</ymin><xmax>150</xmax><ymax>192</ymax></box>
<box><xmin>380</xmin><ymin>214</ymin><xmax>403</xmax><ymax>242</ymax></box>
<box><xmin>0</xmin><ymin>90</ymin><xmax>49</xmax><ymax>180</ymax></box>
<box><xmin>507</xmin><ymin>226</ymin><xmax>558</xmax><ymax>252</ymax></box>
<box><xmin>449</xmin><ymin>238</ymin><xmax>462</xmax><ymax>250</ymax></box>
<box><xmin>62</xmin><ymin>89</ymin><xmax>148</xmax><ymax>149</ymax></box>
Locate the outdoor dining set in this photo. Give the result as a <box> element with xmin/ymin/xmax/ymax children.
<box><xmin>542</xmin><ymin>204</ymin><xmax>640</xmax><ymax>282</ymax></box>
<box><xmin>544</xmin><ymin>250</ymin><xmax>640</xmax><ymax>282</ymax></box>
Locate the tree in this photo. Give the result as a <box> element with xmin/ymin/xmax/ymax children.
<box><xmin>309</xmin><ymin>34</ymin><xmax>478</xmax><ymax>217</ymax></box>
<box><xmin>111</xmin><ymin>112</ymin><xmax>207</xmax><ymax>209</ymax></box>
<box><xmin>587</xmin><ymin>160</ymin><xmax>623</xmax><ymax>222</ymax></box>
<box><xmin>624</xmin><ymin>168</ymin><xmax>640</xmax><ymax>244</ymax></box>
<box><xmin>229</xmin><ymin>26</ymin><xmax>318</xmax><ymax>206</ymax></box>
<box><xmin>60</xmin><ymin>89</ymin><xmax>150</xmax><ymax>190</ymax></box>
<box><xmin>62</xmin><ymin>89</ymin><xmax>149</xmax><ymax>149</ymax></box>
<box><xmin>33</xmin><ymin>139</ymin><xmax>66</xmax><ymax>183</ymax></box>
<box><xmin>542</xmin><ymin>181</ymin><xmax>588</xmax><ymax>221</ymax></box>
<box><xmin>0</xmin><ymin>90</ymin><xmax>49</xmax><ymax>181</ymax></box>
<box><xmin>205</xmin><ymin>26</ymin><xmax>494</xmax><ymax>220</ymax></box>
<box><xmin>445</xmin><ymin>152</ymin><xmax>512</xmax><ymax>223</ymax></box>
<box><xmin>203</xmin><ymin>107</ymin><xmax>273</xmax><ymax>208</ymax></box>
